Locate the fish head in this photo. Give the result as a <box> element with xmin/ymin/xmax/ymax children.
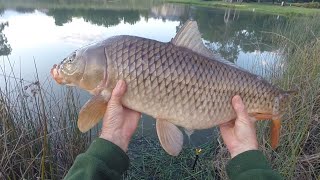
<box><xmin>51</xmin><ymin>42</ymin><xmax>107</xmax><ymax>93</ymax></box>
<box><xmin>51</xmin><ymin>50</ymin><xmax>84</xmax><ymax>86</ymax></box>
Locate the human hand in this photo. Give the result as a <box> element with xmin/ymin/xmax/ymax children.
<box><xmin>219</xmin><ymin>95</ymin><xmax>259</xmax><ymax>158</ymax></box>
<box><xmin>99</xmin><ymin>80</ymin><xmax>141</xmax><ymax>152</ymax></box>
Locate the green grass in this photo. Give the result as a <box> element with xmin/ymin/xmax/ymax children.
<box><xmin>0</xmin><ymin>15</ymin><xmax>320</xmax><ymax>179</ymax></box>
<box><xmin>167</xmin><ymin>0</ymin><xmax>320</xmax><ymax>16</ymax></box>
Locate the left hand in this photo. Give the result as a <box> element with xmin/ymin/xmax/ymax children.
<box><xmin>219</xmin><ymin>95</ymin><xmax>259</xmax><ymax>158</ymax></box>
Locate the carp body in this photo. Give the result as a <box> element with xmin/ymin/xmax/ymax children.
<box><xmin>51</xmin><ymin>21</ymin><xmax>292</xmax><ymax>156</ymax></box>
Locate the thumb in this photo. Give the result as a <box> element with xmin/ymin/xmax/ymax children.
<box><xmin>232</xmin><ymin>95</ymin><xmax>250</xmax><ymax>122</ymax></box>
<box><xmin>108</xmin><ymin>80</ymin><xmax>126</xmax><ymax>107</ymax></box>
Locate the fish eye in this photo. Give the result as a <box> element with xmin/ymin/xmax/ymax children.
<box><xmin>67</xmin><ymin>52</ymin><xmax>76</xmax><ymax>63</ymax></box>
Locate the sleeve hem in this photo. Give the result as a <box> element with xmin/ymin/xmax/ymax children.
<box><xmin>86</xmin><ymin>138</ymin><xmax>129</xmax><ymax>174</ymax></box>
<box><xmin>226</xmin><ymin>150</ymin><xmax>271</xmax><ymax>179</ymax></box>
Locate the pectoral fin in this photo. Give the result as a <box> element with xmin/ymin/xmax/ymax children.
<box><xmin>78</xmin><ymin>95</ymin><xmax>107</xmax><ymax>133</ymax></box>
<box><xmin>156</xmin><ymin>119</ymin><xmax>183</xmax><ymax>156</ymax></box>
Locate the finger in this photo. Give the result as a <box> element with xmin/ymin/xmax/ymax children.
<box><xmin>109</xmin><ymin>80</ymin><xmax>126</xmax><ymax>106</ymax></box>
<box><xmin>232</xmin><ymin>95</ymin><xmax>250</xmax><ymax>121</ymax></box>
<box><xmin>219</xmin><ymin>123</ymin><xmax>232</xmax><ymax>135</ymax></box>
<box><xmin>220</xmin><ymin>120</ymin><xmax>234</xmax><ymax>129</ymax></box>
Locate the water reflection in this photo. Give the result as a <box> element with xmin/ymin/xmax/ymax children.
<box><xmin>43</xmin><ymin>5</ymin><xmax>286</xmax><ymax>64</ymax></box>
<box><xmin>0</xmin><ymin>2</ymin><xmax>287</xmax><ymax>63</ymax></box>
<box><xmin>47</xmin><ymin>9</ymin><xmax>144</xmax><ymax>27</ymax></box>
<box><xmin>194</xmin><ymin>8</ymin><xmax>286</xmax><ymax>62</ymax></box>
<box><xmin>151</xmin><ymin>3</ymin><xmax>189</xmax><ymax>21</ymax></box>
<box><xmin>0</xmin><ymin>22</ymin><xmax>11</xmax><ymax>56</ymax></box>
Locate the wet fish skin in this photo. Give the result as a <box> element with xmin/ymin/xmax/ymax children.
<box><xmin>51</xmin><ymin>21</ymin><xmax>292</xmax><ymax>155</ymax></box>
<box><xmin>103</xmin><ymin>35</ymin><xmax>287</xmax><ymax>129</ymax></box>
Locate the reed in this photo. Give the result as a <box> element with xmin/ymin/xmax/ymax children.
<box><xmin>266</xmin><ymin>15</ymin><xmax>320</xmax><ymax>179</ymax></box>
<box><xmin>0</xmin><ymin>59</ymin><xmax>93</xmax><ymax>179</ymax></box>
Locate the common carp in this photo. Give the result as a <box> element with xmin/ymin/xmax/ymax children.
<box><xmin>51</xmin><ymin>20</ymin><xmax>292</xmax><ymax>156</ymax></box>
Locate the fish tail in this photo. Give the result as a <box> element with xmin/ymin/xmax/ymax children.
<box><xmin>271</xmin><ymin>118</ymin><xmax>281</xmax><ymax>149</ymax></box>
<box><xmin>270</xmin><ymin>89</ymin><xmax>295</xmax><ymax>149</ymax></box>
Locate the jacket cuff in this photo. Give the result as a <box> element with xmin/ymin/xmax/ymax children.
<box><xmin>226</xmin><ymin>150</ymin><xmax>271</xmax><ymax>179</ymax></box>
<box><xmin>86</xmin><ymin>138</ymin><xmax>129</xmax><ymax>174</ymax></box>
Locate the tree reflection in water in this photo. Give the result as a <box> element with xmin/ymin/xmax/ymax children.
<box><xmin>0</xmin><ymin>22</ymin><xmax>11</xmax><ymax>56</ymax></box>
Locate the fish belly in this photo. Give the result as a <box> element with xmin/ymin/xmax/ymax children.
<box><xmin>105</xmin><ymin>36</ymin><xmax>278</xmax><ymax>130</ymax></box>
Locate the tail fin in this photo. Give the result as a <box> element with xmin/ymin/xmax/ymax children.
<box><xmin>271</xmin><ymin>118</ymin><xmax>281</xmax><ymax>149</ymax></box>
<box><xmin>270</xmin><ymin>90</ymin><xmax>295</xmax><ymax>149</ymax></box>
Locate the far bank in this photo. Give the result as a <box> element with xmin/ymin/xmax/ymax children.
<box><xmin>166</xmin><ymin>0</ymin><xmax>320</xmax><ymax>16</ymax></box>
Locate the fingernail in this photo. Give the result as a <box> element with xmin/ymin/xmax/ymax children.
<box><xmin>115</xmin><ymin>80</ymin><xmax>123</xmax><ymax>92</ymax></box>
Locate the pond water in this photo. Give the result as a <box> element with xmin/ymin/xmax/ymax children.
<box><xmin>0</xmin><ymin>0</ymin><xmax>287</xmax><ymax>146</ymax></box>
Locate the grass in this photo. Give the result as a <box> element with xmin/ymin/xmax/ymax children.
<box><xmin>167</xmin><ymin>0</ymin><xmax>320</xmax><ymax>16</ymax></box>
<box><xmin>292</xmin><ymin>2</ymin><xmax>320</xmax><ymax>9</ymax></box>
<box><xmin>1</xmin><ymin>16</ymin><xmax>320</xmax><ymax>179</ymax></box>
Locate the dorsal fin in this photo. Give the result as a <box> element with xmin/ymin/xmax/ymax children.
<box><xmin>171</xmin><ymin>20</ymin><xmax>216</xmax><ymax>59</ymax></box>
<box><xmin>172</xmin><ymin>20</ymin><xmax>251</xmax><ymax>72</ymax></box>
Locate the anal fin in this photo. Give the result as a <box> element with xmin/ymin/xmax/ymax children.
<box><xmin>78</xmin><ymin>95</ymin><xmax>107</xmax><ymax>133</ymax></box>
<box><xmin>184</xmin><ymin>128</ymin><xmax>194</xmax><ymax>147</ymax></box>
<box><xmin>184</xmin><ymin>128</ymin><xmax>194</xmax><ymax>139</ymax></box>
<box><xmin>156</xmin><ymin>119</ymin><xmax>183</xmax><ymax>156</ymax></box>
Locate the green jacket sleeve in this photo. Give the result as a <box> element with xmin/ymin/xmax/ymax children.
<box><xmin>226</xmin><ymin>150</ymin><xmax>283</xmax><ymax>180</ymax></box>
<box><xmin>64</xmin><ymin>138</ymin><xmax>129</xmax><ymax>180</ymax></box>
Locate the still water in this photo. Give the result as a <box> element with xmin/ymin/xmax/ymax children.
<box><xmin>0</xmin><ymin>1</ymin><xmax>287</xmax><ymax>145</ymax></box>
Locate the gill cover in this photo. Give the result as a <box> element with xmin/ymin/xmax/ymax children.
<box><xmin>57</xmin><ymin>42</ymin><xmax>108</xmax><ymax>90</ymax></box>
<box><xmin>58</xmin><ymin>50</ymin><xmax>86</xmax><ymax>86</ymax></box>
<box><xmin>77</xmin><ymin>43</ymin><xmax>107</xmax><ymax>91</ymax></box>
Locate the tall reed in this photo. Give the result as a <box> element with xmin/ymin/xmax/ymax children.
<box><xmin>267</xmin><ymin>15</ymin><xmax>320</xmax><ymax>179</ymax></box>
<box><xmin>0</xmin><ymin>59</ymin><xmax>93</xmax><ymax>179</ymax></box>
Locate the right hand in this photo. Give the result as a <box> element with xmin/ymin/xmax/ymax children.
<box><xmin>219</xmin><ymin>95</ymin><xmax>259</xmax><ymax>158</ymax></box>
<box><xmin>99</xmin><ymin>80</ymin><xmax>141</xmax><ymax>152</ymax></box>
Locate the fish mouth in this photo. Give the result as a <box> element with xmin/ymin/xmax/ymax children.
<box><xmin>50</xmin><ymin>64</ymin><xmax>66</xmax><ymax>85</ymax></box>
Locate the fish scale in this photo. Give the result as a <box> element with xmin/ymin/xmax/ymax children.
<box><xmin>51</xmin><ymin>20</ymin><xmax>292</xmax><ymax>155</ymax></box>
<box><xmin>106</xmin><ymin>35</ymin><xmax>278</xmax><ymax>129</ymax></box>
